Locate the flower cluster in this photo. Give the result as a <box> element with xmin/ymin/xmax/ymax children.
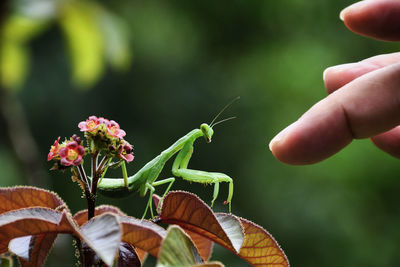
<box><xmin>47</xmin><ymin>135</ymin><xmax>86</xmax><ymax>167</ymax></box>
<box><xmin>48</xmin><ymin>116</ymin><xmax>133</xmax><ymax>169</ymax></box>
<box><xmin>78</xmin><ymin>116</ymin><xmax>133</xmax><ymax>162</ymax></box>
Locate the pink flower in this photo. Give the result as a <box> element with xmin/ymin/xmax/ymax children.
<box><xmin>78</xmin><ymin>116</ymin><xmax>101</xmax><ymax>132</ymax></box>
<box><xmin>98</xmin><ymin>117</ymin><xmax>109</xmax><ymax>125</ymax></box>
<box><xmin>106</xmin><ymin>120</ymin><xmax>126</xmax><ymax>139</ymax></box>
<box><xmin>48</xmin><ymin>137</ymin><xmax>61</xmax><ymax>161</ymax></box>
<box><xmin>118</xmin><ymin>141</ymin><xmax>134</xmax><ymax>162</ymax></box>
<box><xmin>59</xmin><ymin>141</ymin><xmax>85</xmax><ymax>166</ymax></box>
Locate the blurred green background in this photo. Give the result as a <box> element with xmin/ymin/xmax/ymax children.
<box><xmin>1</xmin><ymin>0</ymin><xmax>400</xmax><ymax>266</ymax></box>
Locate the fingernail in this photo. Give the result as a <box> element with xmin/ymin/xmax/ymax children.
<box><xmin>339</xmin><ymin>8</ymin><xmax>346</xmax><ymax>21</ymax></box>
<box><xmin>269</xmin><ymin>122</ymin><xmax>296</xmax><ymax>151</ymax></box>
<box><xmin>340</xmin><ymin>1</ymin><xmax>370</xmax><ymax>21</ymax></box>
<box><xmin>323</xmin><ymin>67</ymin><xmax>330</xmax><ymax>82</ymax></box>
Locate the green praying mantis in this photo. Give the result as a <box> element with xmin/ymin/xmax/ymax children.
<box><xmin>97</xmin><ymin>98</ymin><xmax>238</xmax><ymax>218</ymax></box>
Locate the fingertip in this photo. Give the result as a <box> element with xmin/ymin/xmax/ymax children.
<box><xmin>269</xmin><ymin>101</ymin><xmax>353</xmax><ymax>165</ymax></box>
<box><xmin>340</xmin><ymin>0</ymin><xmax>400</xmax><ymax>41</ymax></box>
<box><xmin>323</xmin><ymin>63</ymin><xmax>359</xmax><ymax>93</ymax></box>
<box><xmin>371</xmin><ymin>126</ymin><xmax>400</xmax><ymax>158</ymax></box>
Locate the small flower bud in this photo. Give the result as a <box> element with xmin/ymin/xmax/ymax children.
<box><xmin>72</xmin><ymin>134</ymin><xmax>81</xmax><ymax>144</ymax></box>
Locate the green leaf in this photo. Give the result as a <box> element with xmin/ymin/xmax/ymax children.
<box><xmin>58</xmin><ymin>1</ymin><xmax>105</xmax><ymax>88</ymax></box>
<box><xmin>0</xmin><ymin>15</ymin><xmax>50</xmax><ymax>90</ymax></box>
<box><xmin>98</xmin><ymin>11</ymin><xmax>132</xmax><ymax>71</ymax></box>
<box><xmin>0</xmin><ymin>256</ymin><xmax>13</xmax><ymax>267</ymax></box>
<box><xmin>156</xmin><ymin>225</ymin><xmax>203</xmax><ymax>267</ymax></box>
<box><xmin>1</xmin><ymin>15</ymin><xmax>49</xmax><ymax>43</ymax></box>
<box><xmin>0</xmin><ymin>42</ymin><xmax>28</xmax><ymax>90</ymax></box>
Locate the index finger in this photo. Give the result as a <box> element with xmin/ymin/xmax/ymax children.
<box><xmin>269</xmin><ymin>62</ymin><xmax>400</xmax><ymax>164</ymax></box>
<box><xmin>340</xmin><ymin>0</ymin><xmax>400</xmax><ymax>41</ymax></box>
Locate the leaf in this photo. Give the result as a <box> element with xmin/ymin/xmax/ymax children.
<box><xmin>183</xmin><ymin>230</ymin><xmax>213</xmax><ymax>262</ymax></box>
<box><xmin>159</xmin><ymin>192</ymin><xmax>289</xmax><ymax>267</ymax></box>
<box><xmin>0</xmin><ymin>204</ymin><xmax>123</xmax><ymax>267</ymax></box>
<box><xmin>159</xmin><ymin>191</ymin><xmax>244</xmax><ymax>253</ymax></box>
<box><xmin>0</xmin><ymin>208</ymin><xmax>66</xmax><ymax>254</ymax></box>
<box><xmin>79</xmin><ymin>213</ymin><xmax>122</xmax><ymax>267</ymax></box>
<box><xmin>0</xmin><ymin>42</ymin><xmax>28</xmax><ymax>90</ymax></box>
<box><xmin>73</xmin><ymin>205</ymin><xmax>124</xmax><ymax>225</ymax></box>
<box><xmin>156</xmin><ymin>225</ymin><xmax>203</xmax><ymax>267</ymax></box>
<box><xmin>8</xmin><ymin>236</ymin><xmax>31</xmax><ymax>260</ymax></box>
<box><xmin>0</xmin><ymin>15</ymin><xmax>49</xmax><ymax>90</ymax></box>
<box><xmin>1</xmin><ymin>15</ymin><xmax>49</xmax><ymax>43</ymax></box>
<box><xmin>0</xmin><ymin>187</ymin><xmax>65</xmax><ymax>266</ymax></box>
<box><xmin>118</xmin><ymin>242</ymin><xmax>141</xmax><ymax>267</ymax></box>
<box><xmin>58</xmin><ymin>1</ymin><xmax>105</xmax><ymax>88</ymax></box>
<box><xmin>0</xmin><ymin>186</ymin><xmax>66</xmax><ymax>214</ymax></box>
<box><xmin>135</xmin><ymin>248</ymin><xmax>148</xmax><ymax>264</ymax></box>
<box><xmin>74</xmin><ymin>205</ymin><xmax>166</xmax><ymax>258</ymax></box>
<box><xmin>20</xmin><ymin>234</ymin><xmax>57</xmax><ymax>267</ymax></box>
<box><xmin>98</xmin><ymin>10</ymin><xmax>132</xmax><ymax>71</ymax></box>
<box><xmin>191</xmin><ymin>263</ymin><xmax>224</xmax><ymax>267</ymax></box>
<box><xmin>238</xmin><ymin>218</ymin><xmax>289</xmax><ymax>267</ymax></box>
<box><xmin>0</xmin><ymin>256</ymin><xmax>12</xmax><ymax>267</ymax></box>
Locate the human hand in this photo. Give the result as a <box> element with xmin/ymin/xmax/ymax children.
<box><xmin>269</xmin><ymin>0</ymin><xmax>400</xmax><ymax>165</ymax></box>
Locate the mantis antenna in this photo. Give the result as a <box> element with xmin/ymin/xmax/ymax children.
<box><xmin>210</xmin><ymin>96</ymin><xmax>240</xmax><ymax>127</ymax></box>
<box><xmin>211</xmin><ymin>116</ymin><xmax>237</xmax><ymax>128</ymax></box>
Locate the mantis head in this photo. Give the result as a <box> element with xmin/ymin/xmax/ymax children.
<box><xmin>200</xmin><ymin>123</ymin><xmax>214</xmax><ymax>143</ymax></box>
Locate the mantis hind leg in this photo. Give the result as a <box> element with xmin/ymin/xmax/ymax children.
<box><xmin>172</xmin><ymin>141</ymin><xmax>233</xmax><ymax>212</ymax></box>
<box><xmin>173</xmin><ymin>168</ymin><xmax>233</xmax><ymax>212</ymax></box>
<box><xmin>142</xmin><ymin>178</ymin><xmax>175</xmax><ymax>219</ymax></box>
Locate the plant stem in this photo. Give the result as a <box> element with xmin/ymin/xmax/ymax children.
<box><xmin>76</xmin><ymin>165</ymin><xmax>93</xmax><ymax>219</ymax></box>
<box><xmin>87</xmin><ymin>152</ymin><xmax>99</xmax><ymax>220</ymax></box>
<box><xmin>97</xmin><ymin>156</ymin><xmax>109</xmax><ymax>174</ymax></box>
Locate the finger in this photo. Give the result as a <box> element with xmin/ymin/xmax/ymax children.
<box><xmin>269</xmin><ymin>62</ymin><xmax>400</xmax><ymax>165</ymax></box>
<box><xmin>340</xmin><ymin>0</ymin><xmax>400</xmax><ymax>41</ymax></box>
<box><xmin>323</xmin><ymin>52</ymin><xmax>400</xmax><ymax>93</ymax></box>
<box><xmin>371</xmin><ymin>126</ymin><xmax>400</xmax><ymax>158</ymax></box>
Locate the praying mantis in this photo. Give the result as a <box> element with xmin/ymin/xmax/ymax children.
<box><xmin>97</xmin><ymin>98</ymin><xmax>238</xmax><ymax>218</ymax></box>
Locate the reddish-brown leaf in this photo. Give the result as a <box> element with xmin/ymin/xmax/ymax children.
<box><xmin>18</xmin><ymin>233</ymin><xmax>58</xmax><ymax>267</ymax></box>
<box><xmin>0</xmin><ymin>187</ymin><xmax>67</xmax><ymax>266</ymax></box>
<box><xmin>74</xmin><ymin>205</ymin><xmax>125</xmax><ymax>226</ymax></box>
<box><xmin>159</xmin><ymin>191</ymin><xmax>244</xmax><ymax>253</ymax></box>
<box><xmin>0</xmin><ymin>186</ymin><xmax>66</xmax><ymax>214</ymax></box>
<box><xmin>192</xmin><ymin>263</ymin><xmax>225</xmax><ymax>267</ymax></box>
<box><xmin>80</xmin><ymin>213</ymin><xmax>122</xmax><ymax>266</ymax></box>
<box><xmin>119</xmin><ymin>215</ymin><xmax>166</xmax><ymax>257</ymax></box>
<box><xmin>184</xmin><ymin>229</ymin><xmax>213</xmax><ymax>262</ymax></box>
<box><xmin>0</xmin><ymin>205</ymin><xmax>123</xmax><ymax>266</ymax></box>
<box><xmin>238</xmin><ymin>218</ymin><xmax>289</xmax><ymax>267</ymax></box>
<box><xmin>0</xmin><ymin>208</ymin><xmax>72</xmax><ymax>254</ymax></box>
<box><xmin>135</xmin><ymin>248</ymin><xmax>148</xmax><ymax>263</ymax></box>
<box><xmin>74</xmin><ymin>206</ymin><xmax>166</xmax><ymax>258</ymax></box>
<box><xmin>159</xmin><ymin>192</ymin><xmax>289</xmax><ymax>267</ymax></box>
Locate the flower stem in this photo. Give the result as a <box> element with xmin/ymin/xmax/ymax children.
<box><xmin>87</xmin><ymin>152</ymin><xmax>99</xmax><ymax>220</ymax></box>
<box><xmin>77</xmin><ymin>165</ymin><xmax>94</xmax><ymax>220</ymax></box>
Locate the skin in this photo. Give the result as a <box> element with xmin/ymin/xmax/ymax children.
<box><xmin>269</xmin><ymin>0</ymin><xmax>400</xmax><ymax>164</ymax></box>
